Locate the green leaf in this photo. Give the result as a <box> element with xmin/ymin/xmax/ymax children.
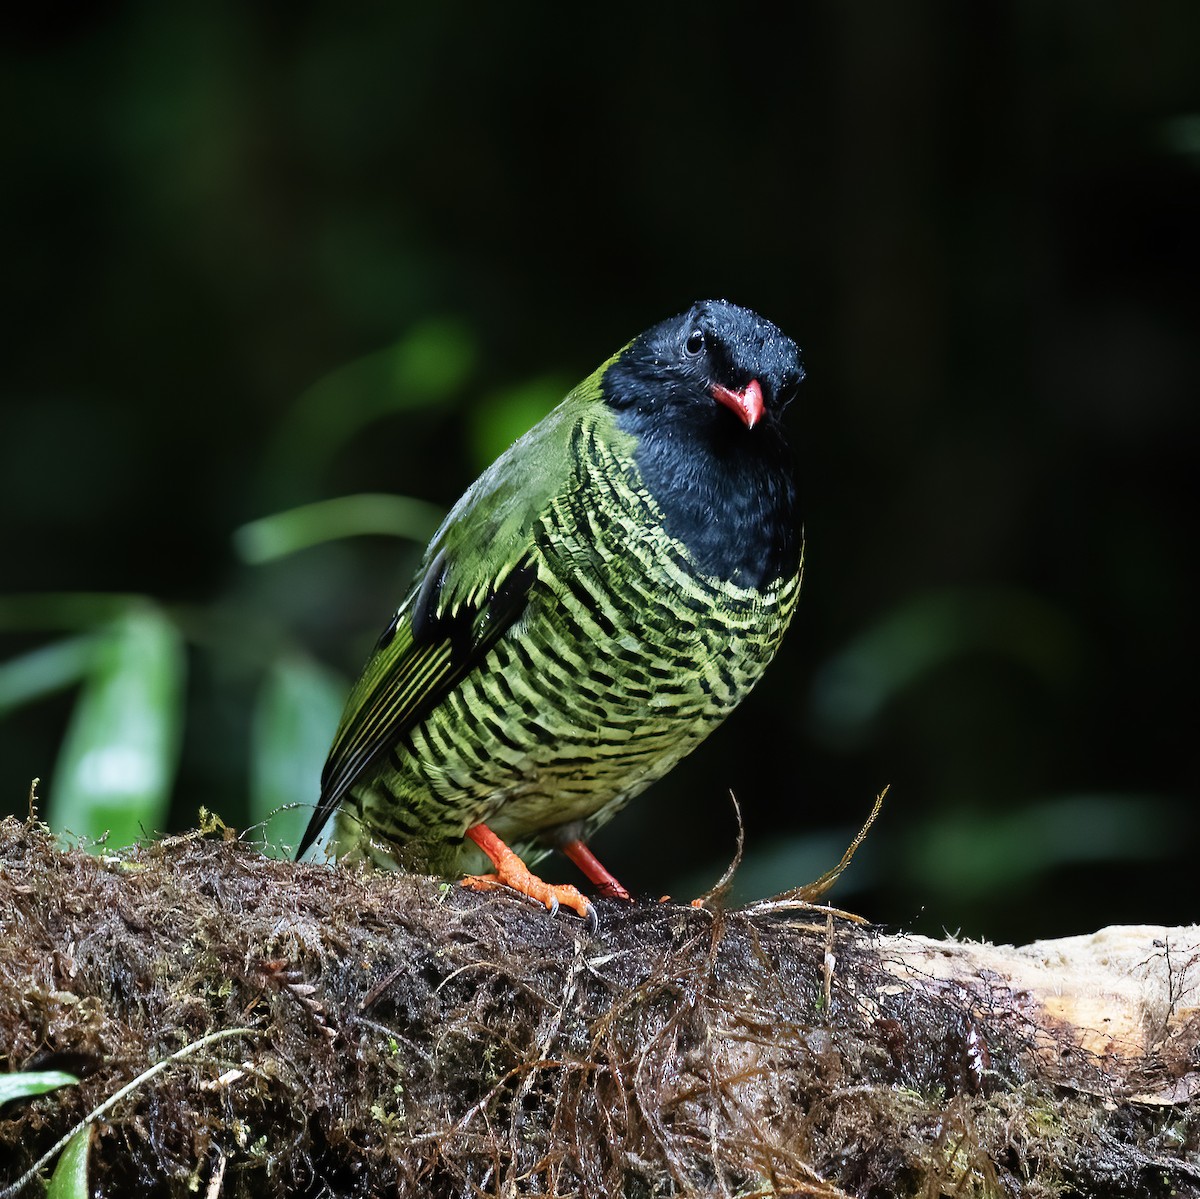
<box><xmin>50</xmin><ymin>606</ymin><xmax>186</xmax><ymax>850</ymax></box>
<box><xmin>0</xmin><ymin>636</ymin><xmax>99</xmax><ymax>718</ymax></box>
<box><xmin>46</xmin><ymin>1125</ymin><xmax>91</xmax><ymax>1199</ymax></box>
<box><xmin>0</xmin><ymin>1070</ymin><xmax>78</xmax><ymax>1107</ymax></box>
<box><xmin>250</xmin><ymin>654</ymin><xmax>346</xmax><ymax>855</ymax></box>
<box><xmin>233</xmin><ymin>493</ymin><xmax>444</xmax><ymax>565</ymax></box>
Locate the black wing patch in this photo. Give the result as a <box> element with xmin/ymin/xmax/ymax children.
<box><xmin>295</xmin><ymin>556</ymin><xmax>537</xmax><ymax>860</ymax></box>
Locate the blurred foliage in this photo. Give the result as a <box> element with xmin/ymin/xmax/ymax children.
<box><xmin>234</xmin><ymin>494</ymin><xmax>443</xmax><ymax>564</ymax></box>
<box><xmin>2</xmin><ymin>2</ymin><xmax>1198</xmax><ymax>942</ymax></box>
<box><xmin>249</xmin><ymin>651</ymin><xmax>347</xmax><ymax>856</ymax></box>
<box><xmin>51</xmin><ymin>605</ymin><xmax>185</xmax><ymax>851</ymax></box>
<box><xmin>0</xmin><ymin>318</ymin><xmax>477</xmax><ymax>855</ymax></box>
<box><xmin>808</xmin><ymin>587</ymin><xmax>1081</xmax><ymax>747</ymax></box>
<box><xmin>263</xmin><ymin>319</ymin><xmax>477</xmax><ymax>504</ymax></box>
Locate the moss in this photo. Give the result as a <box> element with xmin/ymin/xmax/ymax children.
<box><xmin>0</xmin><ymin>815</ymin><xmax>1196</xmax><ymax>1197</ymax></box>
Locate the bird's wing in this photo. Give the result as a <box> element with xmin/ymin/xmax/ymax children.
<box><xmin>295</xmin><ymin>382</ymin><xmax>602</xmax><ymax>861</ymax></box>
<box><xmin>295</xmin><ymin>549</ymin><xmax>539</xmax><ymax>860</ymax></box>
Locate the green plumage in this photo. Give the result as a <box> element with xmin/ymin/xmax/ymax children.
<box><xmin>298</xmin><ymin>300</ymin><xmax>804</xmax><ymax>885</ymax></box>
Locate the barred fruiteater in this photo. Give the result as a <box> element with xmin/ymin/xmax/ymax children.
<box><xmin>296</xmin><ymin>300</ymin><xmax>804</xmax><ymax>920</ymax></box>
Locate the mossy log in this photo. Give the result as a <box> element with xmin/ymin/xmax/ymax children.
<box><xmin>1</xmin><ymin>815</ymin><xmax>1198</xmax><ymax>1198</ymax></box>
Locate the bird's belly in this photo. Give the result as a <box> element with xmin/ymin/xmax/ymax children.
<box><xmin>352</xmin><ymin>557</ymin><xmax>791</xmax><ymax>871</ymax></box>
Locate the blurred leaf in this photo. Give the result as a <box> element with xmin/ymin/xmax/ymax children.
<box><xmin>51</xmin><ymin>607</ymin><xmax>186</xmax><ymax>850</ymax></box>
<box><xmin>808</xmin><ymin>587</ymin><xmax>1080</xmax><ymax>746</ymax></box>
<box><xmin>389</xmin><ymin>317</ymin><xmax>476</xmax><ymax>398</ymax></box>
<box><xmin>902</xmin><ymin>794</ymin><xmax>1182</xmax><ymax>899</ymax></box>
<box><xmin>0</xmin><ymin>594</ymin><xmax>141</xmax><ymax>634</ymax></box>
<box><xmin>265</xmin><ymin>318</ymin><xmax>476</xmax><ymax>499</ymax></box>
<box><xmin>250</xmin><ymin>654</ymin><xmax>346</xmax><ymax>856</ymax></box>
<box><xmin>0</xmin><ymin>1070</ymin><xmax>78</xmax><ymax>1108</ymax></box>
<box><xmin>468</xmin><ymin>375</ymin><xmax>567</xmax><ymax>470</ymax></box>
<box><xmin>46</xmin><ymin>1126</ymin><xmax>91</xmax><ymax>1199</ymax></box>
<box><xmin>233</xmin><ymin>493</ymin><xmax>444</xmax><ymax>565</ymax></box>
<box><xmin>0</xmin><ymin>636</ymin><xmax>99</xmax><ymax>718</ymax></box>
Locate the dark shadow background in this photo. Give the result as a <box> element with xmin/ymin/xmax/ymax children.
<box><xmin>3</xmin><ymin>2</ymin><xmax>1197</xmax><ymax>943</ymax></box>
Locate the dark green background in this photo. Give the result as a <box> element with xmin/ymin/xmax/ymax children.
<box><xmin>3</xmin><ymin>3</ymin><xmax>1197</xmax><ymax>942</ymax></box>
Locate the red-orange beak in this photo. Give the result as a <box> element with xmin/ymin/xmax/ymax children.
<box><xmin>710</xmin><ymin>378</ymin><xmax>765</xmax><ymax>429</ymax></box>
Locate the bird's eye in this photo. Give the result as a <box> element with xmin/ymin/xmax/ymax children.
<box><xmin>684</xmin><ymin>330</ymin><xmax>704</xmax><ymax>357</ymax></box>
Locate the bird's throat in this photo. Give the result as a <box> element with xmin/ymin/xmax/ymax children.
<box><xmin>625</xmin><ymin>416</ymin><xmax>799</xmax><ymax>587</ymax></box>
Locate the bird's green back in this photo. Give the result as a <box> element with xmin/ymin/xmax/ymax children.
<box><xmin>427</xmin><ymin>363</ymin><xmax>622</xmax><ymax>612</ymax></box>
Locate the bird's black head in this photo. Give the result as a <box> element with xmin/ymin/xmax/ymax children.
<box><xmin>600</xmin><ymin>300</ymin><xmax>804</xmax><ymax>586</ymax></box>
<box><xmin>602</xmin><ymin>299</ymin><xmax>804</xmax><ymax>434</ymax></box>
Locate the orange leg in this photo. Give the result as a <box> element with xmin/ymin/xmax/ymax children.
<box><xmin>462</xmin><ymin>824</ymin><xmax>593</xmax><ymax>920</ymax></box>
<box><xmin>560</xmin><ymin>839</ymin><xmax>631</xmax><ymax>901</ymax></box>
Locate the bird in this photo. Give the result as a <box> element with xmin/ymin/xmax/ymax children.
<box><xmin>296</xmin><ymin>299</ymin><xmax>804</xmax><ymax>920</ymax></box>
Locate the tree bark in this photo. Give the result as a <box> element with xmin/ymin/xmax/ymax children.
<box><xmin>1</xmin><ymin>815</ymin><xmax>1197</xmax><ymax>1198</ymax></box>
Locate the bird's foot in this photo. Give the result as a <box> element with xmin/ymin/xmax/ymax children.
<box><xmin>461</xmin><ymin>871</ymin><xmax>594</xmax><ymax>921</ymax></box>
<box><xmin>462</xmin><ymin>824</ymin><xmax>594</xmax><ymax>921</ymax></box>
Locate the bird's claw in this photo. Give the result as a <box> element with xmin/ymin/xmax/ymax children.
<box><xmin>461</xmin><ymin>823</ymin><xmax>595</xmax><ymax>922</ymax></box>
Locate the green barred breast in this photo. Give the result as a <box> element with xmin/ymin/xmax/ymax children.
<box><xmin>331</xmin><ymin>409</ymin><xmax>800</xmax><ymax>875</ymax></box>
